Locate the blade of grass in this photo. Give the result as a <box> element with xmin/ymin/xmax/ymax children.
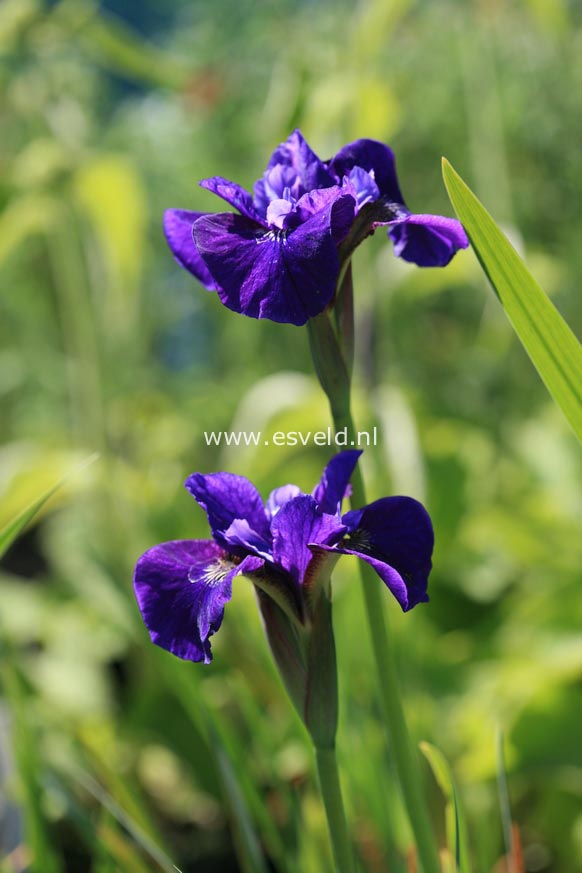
<box><xmin>442</xmin><ymin>158</ymin><xmax>582</xmax><ymax>441</ymax></box>
<box><xmin>420</xmin><ymin>742</ymin><xmax>470</xmax><ymax>873</ymax></box>
<box><xmin>496</xmin><ymin>728</ymin><xmax>523</xmax><ymax>873</ymax></box>
<box><xmin>161</xmin><ymin>659</ymin><xmax>277</xmax><ymax>873</ymax></box>
<box><xmin>0</xmin><ymin>454</ymin><xmax>98</xmax><ymax>559</ymax></box>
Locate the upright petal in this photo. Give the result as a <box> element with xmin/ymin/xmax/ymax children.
<box><xmin>340</xmin><ymin>496</ymin><xmax>434</xmax><ymax>610</ymax></box>
<box><xmin>328</xmin><ymin>139</ymin><xmax>404</xmax><ymax>203</ymax></box>
<box><xmin>312</xmin><ymin>450</ymin><xmax>362</xmax><ymax>515</ymax></box>
<box><xmin>199</xmin><ymin>177</ymin><xmax>266</xmax><ymax>224</ymax></box>
<box><xmin>134</xmin><ymin>539</ymin><xmax>260</xmax><ymax>663</ymax></box>
<box><xmin>163</xmin><ymin>209</ymin><xmax>218</xmax><ymax>290</ymax></box>
<box><xmin>193</xmin><ymin>208</ymin><xmax>343</xmax><ymax>326</ymax></box>
<box><xmin>271</xmin><ymin>495</ymin><xmax>346</xmax><ymax>585</ymax></box>
<box><xmin>388</xmin><ymin>214</ymin><xmax>469</xmax><ymax>267</ymax></box>
<box><xmin>254</xmin><ymin>129</ymin><xmax>335</xmax><ymax>211</ymax></box>
<box><xmin>185</xmin><ymin>471</ymin><xmax>270</xmax><ymax>548</ymax></box>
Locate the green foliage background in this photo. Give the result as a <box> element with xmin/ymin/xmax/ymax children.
<box><xmin>0</xmin><ymin>1</ymin><xmax>580</xmax><ymax>870</ymax></box>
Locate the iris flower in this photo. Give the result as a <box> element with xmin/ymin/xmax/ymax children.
<box><xmin>134</xmin><ymin>451</ymin><xmax>433</xmax><ymax>663</ymax></box>
<box><xmin>164</xmin><ymin>129</ymin><xmax>468</xmax><ymax>326</ymax></box>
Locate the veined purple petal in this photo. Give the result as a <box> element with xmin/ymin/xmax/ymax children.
<box><xmin>388</xmin><ymin>214</ymin><xmax>469</xmax><ymax>267</ymax></box>
<box><xmin>163</xmin><ymin>209</ymin><xmax>218</xmax><ymax>290</ymax></box>
<box><xmin>313</xmin><ymin>450</ymin><xmax>362</xmax><ymax>515</ymax></box>
<box><xmin>295</xmin><ymin>186</ymin><xmax>356</xmax><ymax>244</ymax></box>
<box><xmin>193</xmin><ymin>209</ymin><xmax>343</xmax><ymax>326</ymax></box>
<box><xmin>341</xmin><ymin>496</ymin><xmax>434</xmax><ymax>610</ymax></box>
<box><xmin>266</xmin><ymin>484</ymin><xmax>302</xmax><ymax>520</ymax></box>
<box><xmin>185</xmin><ymin>471</ymin><xmax>270</xmax><ymax>548</ymax></box>
<box><xmin>200</xmin><ymin>176</ymin><xmax>266</xmax><ymax>225</ymax></box>
<box><xmin>271</xmin><ymin>495</ymin><xmax>347</xmax><ymax>585</ymax></box>
<box><xmin>133</xmin><ymin>540</ymin><xmax>262</xmax><ymax>663</ymax></box>
<box><xmin>254</xmin><ymin>129</ymin><xmax>335</xmax><ymax>212</ymax></box>
<box><xmin>328</xmin><ymin>139</ymin><xmax>404</xmax><ymax>203</ymax></box>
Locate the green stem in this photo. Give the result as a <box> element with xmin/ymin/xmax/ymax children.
<box><xmin>307</xmin><ymin>312</ymin><xmax>440</xmax><ymax>873</ymax></box>
<box><xmin>314</xmin><ymin>746</ymin><xmax>356</xmax><ymax>873</ymax></box>
<box><xmin>333</xmin><ymin>404</ymin><xmax>441</xmax><ymax>873</ymax></box>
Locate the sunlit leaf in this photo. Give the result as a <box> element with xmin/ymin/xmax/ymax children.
<box><xmin>442</xmin><ymin>159</ymin><xmax>582</xmax><ymax>442</ymax></box>
<box><xmin>0</xmin><ymin>454</ymin><xmax>98</xmax><ymax>560</ymax></box>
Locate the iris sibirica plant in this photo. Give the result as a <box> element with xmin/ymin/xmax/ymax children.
<box><xmin>134</xmin><ymin>451</ymin><xmax>433</xmax><ymax>873</ymax></box>
<box><xmin>146</xmin><ymin>129</ymin><xmax>469</xmax><ymax>872</ymax></box>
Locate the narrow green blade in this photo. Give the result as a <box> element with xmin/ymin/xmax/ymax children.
<box><xmin>420</xmin><ymin>742</ymin><xmax>470</xmax><ymax>873</ymax></box>
<box><xmin>442</xmin><ymin>159</ymin><xmax>582</xmax><ymax>442</ymax></box>
<box><xmin>0</xmin><ymin>454</ymin><xmax>98</xmax><ymax>559</ymax></box>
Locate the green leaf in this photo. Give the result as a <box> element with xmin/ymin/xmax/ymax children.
<box><xmin>420</xmin><ymin>742</ymin><xmax>470</xmax><ymax>873</ymax></box>
<box><xmin>0</xmin><ymin>454</ymin><xmax>98</xmax><ymax>559</ymax></box>
<box><xmin>442</xmin><ymin>159</ymin><xmax>582</xmax><ymax>442</ymax></box>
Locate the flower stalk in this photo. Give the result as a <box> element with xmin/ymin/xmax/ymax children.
<box><xmin>308</xmin><ymin>302</ymin><xmax>441</xmax><ymax>873</ymax></box>
<box><xmin>315</xmin><ymin>746</ymin><xmax>356</xmax><ymax>873</ymax></box>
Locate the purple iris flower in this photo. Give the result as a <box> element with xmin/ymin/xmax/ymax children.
<box><xmin>134</xmin><ymin>451</ymin><xmax>433</xmax><ymax>664</ymax></box>
<box><xmin>163</xmin><ymin>130</ymin><xmax>468</xmax><ymax>326</ymax></box>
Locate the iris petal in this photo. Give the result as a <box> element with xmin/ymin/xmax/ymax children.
<box><xmin>339</xmin><ymin>496</ymin><xmax>434</xmax><ymax>610</ymax></box>
<box><xmin>193</xmin><ymin>208</ymin><xmax>344</xmax><ymax>326</ymax></box>
<box><xmin>186</xmin><ymin>471</ymin><xmax>270</xmax><ymax>548</ymax></box>
<box><xmin>388</xmin><ymin>213</ymin><xmax>468</xmax><ymax>267</ymax></box>
<box><xmin>254</xmin><ymin>129</ymin><xmax>335</xmax><ymax>211</ymax></box>
<box><xmin>328</xmin><ymin>139</ymin><xmax>404</xmax><ymax>204</ymax></box>
<box><xmin>266</xmin><ymin>484</ymin><xmax>302</xmax><ymax>520</ymax></box>
<box><xmin>312</xmin><ymin>450</ymin><xmax>362</xmax><ymax>515</ymax></box>
<box><xmin>133</xmin><ymin>540</ymin><xmax>262</xmax><ymax>663</ymax></box>
<box><xmin>163</xmin><ymin>209</ymin><xmax>218</xmax><ymax>290</ymax></box>
<box><xmin>271</xmin><ymin>495</ymin><xmax>347</xmax><ymax>585</ymax></box>
<box><xmin>199</xmin><ymin>176</ymin><xmax>265</xmax><ymax>224</ymax></box>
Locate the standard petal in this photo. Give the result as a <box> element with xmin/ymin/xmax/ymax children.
<box><xmin>266</xmin><ymin>484</ymin><xmax>302</xmax><ymax>520</ymax></box>
<box><xmin>199</xmin><ymin>176</ymin><xmax>266</xmax><ymax>224</ymax></box>
<box><xmin>185</xmin><ymin>471</ymin><xmax>270</xmax><ymax>548</ymax></box>
<box><xmin>388</xmin><ymin>213</ymin><xmax>469</xmax><ymax>267</ymax></box>
<box><xmin>193</xmin><ymin>212</ymin><xmax>341</xmax><ymax>326</ymax></box>
<box><xmin>163</xmin><ymin>209</ymin><xmax>218</xmax><ymax>290</ymax></box>
<box><xmin>327</xmin><ymin>139</ymin><xmax>404</xmax><ymax>203</ymax></box>
<box><xmin>312</xmin><ymin>450</ymin><xmax>362</xmax><ymax>515</ymax></box>
<box><xmin>341</xmin><ymin>496</ymin><xmax>434</xmax><ymax>610</ymax></box>
<box><xmin>254</xmin><ymin>129</ymin><xmax>335</xmax><ymax>211</ymax></box>
<box><xmin>134</xmin><ymin>539</ymin><xmax>235</xmax><ymax>663</ymax></box>
<box><xmin>271</xmin><ymin>495</ymin><xmax>346</xmax><ymax>585</ymax></box>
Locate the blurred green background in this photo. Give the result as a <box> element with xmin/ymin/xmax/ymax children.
<box><xmin>0</xmin><ymin>0</ymin><xmax>580</xmax><ymax>870</ymax></box>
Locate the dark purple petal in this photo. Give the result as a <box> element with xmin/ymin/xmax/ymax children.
<box><xmin>199</xmin><ymin>176</ymin><xmax>266</xmax><ymax>225</ymax></box>
<box><xmin>271</xmin><ymin>495</ymin><xmax>347</xmax><ymax>585</ymax></box>
<box><xmin>313</xmin><ymin>450</ymin><xmax>362</xmax><ymax>515</ymax></box>
<box><xmin>254</xmin><ymin>129</ymin><xmax>335</xmax><ymax>212</ymax></box>
<box><xmin>185</xmin><ymin>471</ymin><xmax>270</xmax><ymax>548</ymax></box>
<box><xmin>163</xmin><ymin>209</ymin><xmax>218</xmax><ymax>290</ymax></box>
<box><xmin>266</xmin><ymin>484</ymin><xmax>302</xmax><ymax>520</ymax></box>
<box><xmin>340</xmin><ymin>496</ymin><xmax>434</xmax><ymax>610</ymax></box>
<box><xmin>133</xmin><ymin>539</ymin><xmax>261</xmax><ymax>663</ymax></box>
<box><xmin>327</xmin><ymin>139</ymin><xmax>404</xmax><ymax>203</ymax></box>
<box><xmin>388</xmin><ymin>214</ymin><xmax>469</xmax><ymax>267</ymax></box>
<box><xmin>295</xmin><ymin>186</ymin><xmax>356</xmax><ymax>244</ymax></box>
<box><xmin>193</xmin><ymin>208</ymin><xmax>344</xmax><ymax>326</ymax></box>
